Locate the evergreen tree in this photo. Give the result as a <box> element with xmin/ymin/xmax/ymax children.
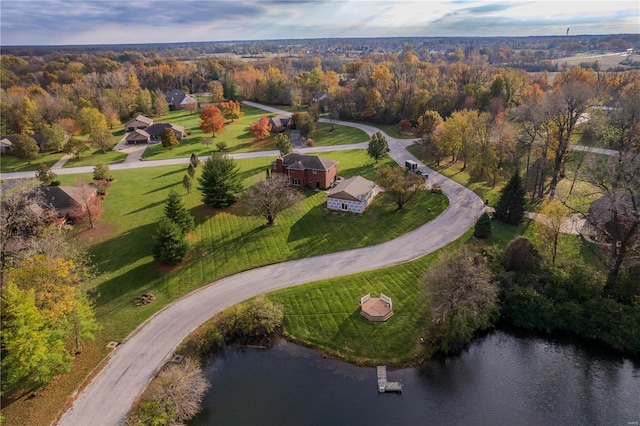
<box><xmin>152</xmin><ymin>218</ymin><xmax>189</xmax><ymax>265</ymax></box>
<box><xmin>187</xmin><ymin>163</ymin><xmax>196</xmax><ymax>179</ymax></box>
<box><xmin>35</xmin><ymin>163</ymin><xmax>57</xmax><ymax>186</ymax></box>
<box><xmin>274</xmin><ymin>133</ymin><xmax>293</xmax><ymax>156</ymax></box>
<box><xmin>473</xmin><ymin>212</ymin><xmax>492</xmax><ymax>239</ymax></box>
<box><xmin>190</xmin><ymin>153</ymin><xmax>200</xmax><ymax>168</ymax></box>
<box><xmin>494</xmin><ymin>171</ymin><xmax>525</xmax><ymax>225</ymax></box>
<box><xmin>161</xmin><ymin>128</ymin><xmax>179</xmax><ymax>150</ymax></box>
<box><xmin>163</xmin><ymin>189</ymin><xmax>194</xmax><ymax>234</ymax></box>
<box><xmin>197</xmin><ymin>155</ymin><xmax>243</xmax><ymax>207</ymax></box>
<box><xmin>367</xmin><ymin>131</ymin><xmax>390</xmax><ymax>163</ymax></box>
<box><xmin>182</xmin><ymin>175</ymin><xmax>192</xmax><ymax>194</ymax></box>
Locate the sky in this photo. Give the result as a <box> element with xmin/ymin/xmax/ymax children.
<box><xmin>1</xmin><ymin>0</ymin><xmax>638</xmax><ymax>46</ymax></box>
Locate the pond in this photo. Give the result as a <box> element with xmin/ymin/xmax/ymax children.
<box><xmin>190</xmin><ymin>330</ymin><xmax>640</xmax><ymax>425</ymax></box>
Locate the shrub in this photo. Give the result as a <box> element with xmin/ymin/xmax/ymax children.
<box><xmin>216</xmin><ymin>141</ymin><xmax>228</xmax><ymax>151</ymax></box>
<box><xmin>473</xmin><ymin>212</ymin><xmax>492</xmax><ymax>239</ymax></box>
<box><xmin>152</xmin><ymin>218</ymin><xmax>189</xmax><ymax>265</ymax></box>
<box><xmin>215</xmin><ymin>296</ymin><xmax>283</xmax><ymax>343</ymax></box>
<box><xmin>93</xmin><ymin>163</ymin><xmax>113</xmax><ymax>181</ymax></box>
<box><xmin>502</xmin><ymin>236</ymin><xmax>540</xmax><ymax>274</ymax></box>
<box><xmin>306</xmin><ymin>138</ymin><xmax>316</xmax><ymax>147</ymax></box>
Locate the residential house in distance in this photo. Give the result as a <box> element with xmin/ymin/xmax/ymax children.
<box><xmin>272</xmin><ymin>152</ymin><xmax>338</xmax><ymax>190</ymax></box>
<box><xmin>310</xmin><ymin>92</ymin><xmax>329</xmax><ymax>106</ymax></box>
<box><xmin>268</xmin><ymin>115</ymin><xmax>292</xmax><ymax>133</ymax></box>
<box><xmin>124</xmin><ymin>114</ymin><xmax>153</xmax><ymax>132</ymax></box>
<box><xmin>145</xmin><ymin>123</ymin><xmax>187</xmax><ymax>142</ymax></box>
<box><xmin>37</xmin><ymin>185</ymin><xmax>97</xmax><ymax>224</ymax></box>
<box><xmin>327</xmin><ymin>176</ymin><xmax>377</xmax><ymax>213</ymax></box>
<box><xmin>0</xmin><ymin>134</ymin><xmax>45</xmax><ymax>153</ymax></box>
<box><xmin>165</xmin><ymin>89</ymin><xmax>198</xmax><ymax>111</ymax></box>
<box><xmin>125</xmin><ymin>129</ymin><xmax>151</xmax><ymax>144</ymax></box>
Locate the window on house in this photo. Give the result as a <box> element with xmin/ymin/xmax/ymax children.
<box><xmin>341</xmin><ymin>203</ymin><xmax>348</xmax><ymax>210</ymax></box>
<box><xmin>313</xmin><ymin>170</ymin><xmax>317</xmax><ymax>174</ymax></box>
<box><xmin>292</xmin><ymin>178</ymin><xmax>301</xmax><ymax>185</ymax></box>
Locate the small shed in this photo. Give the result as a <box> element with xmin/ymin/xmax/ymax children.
<box><xmin>327</xmin><ymin>176</ymin><xmax>376</xmax><ymax>213</ymax></box>
<box><xmin>360</xmin><ymin>293</ymin><xmax>394</xmax><ymax>322</ymax></box>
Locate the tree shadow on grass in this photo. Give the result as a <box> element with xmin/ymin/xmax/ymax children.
<box><xmin>153</xmin><ymin>168</ymin><xmax>185</xmax><ymax>179</ymax></box>
<box><xmin>90</xmin><ymin>262</ymin><xmax>160</xmax><ymax>309</ymax></box>
<box><xmin>125</xmin><ymin>199</ymin><xmax>165</xmax><ymax>216</ymax></box>
<box><xmin>142</xmin><ymin>182</ymin><xmax>179</xmax><ymax>195</ymax></box>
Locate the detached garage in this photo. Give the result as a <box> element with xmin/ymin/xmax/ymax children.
<box><xmin>327</xmin><ymin>176</ymin><xmax>377</xmax><ymax>213</ymax></box>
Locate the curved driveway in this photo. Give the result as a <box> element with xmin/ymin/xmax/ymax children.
<box><xmin>58</xmin><ymin>105</ymin><xmax>484</xmax><ymax>426</ymax></box>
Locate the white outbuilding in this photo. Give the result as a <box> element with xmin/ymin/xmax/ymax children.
<box><xmin>326</xmin><ymin>176</ymin><xmax>377</xmax><ymax>213</ymax></box>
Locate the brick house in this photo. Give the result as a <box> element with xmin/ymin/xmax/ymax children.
<box><xmin>272</xmin><ymin>153</ymin><xmax>338</xmax><ymax>190</ymax></box>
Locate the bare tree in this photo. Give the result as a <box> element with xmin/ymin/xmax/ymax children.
<box><xmin>244</xmin><ymin>175</ymin><xmax>303</xmax><ymax>226</ymax></box>
<box><xmin>72</xmin><ymin>178</ymin><xmax>103</xmax><ymax>229</ymax></box>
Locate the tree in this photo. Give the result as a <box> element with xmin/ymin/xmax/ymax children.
<box><xmin>152</xmin><ymin>218</ymin><xmax>189</xmax><ymax>265</ymax></box>
<box><xmin>163</xmin><ymin>189</ymin><xmax>194</xmax><ymax>234</ymax></box>
<box><xmin>12</xmin><ymin>133</ymin><xmax>39</xmax><ymax>164</ymax></box>
<box><xmin>423</xmin><ymin>247</ymin><xmax>499</xmax><ymax>354</ymax></box>
<box><xmin>208</xmin><ymin>80</ymin><xmax>225</xmax><ymax>103</ymax></box>
<box><xmin>249</xmin><ymin>116</ymin><xmax>272</xmax><ymax>141</ymax></box>
<box><xmin>220</xmin><ymin>100</ymin><xmax>243</xmax><ymax>122</ymax></box>
<box><xmin>244</xmin><ymin>175</ymin><xmax>304</xmax><ymax>226</ymax></box>
<box><xmin>367</xmin><ymin>131</ymin><xmax>390</xmax><ymax>163</ymax></box>
<box><xmin>93</xmin><ymin>163</ymin><xmax>113</xmax><ymax>181</ymax></box>
<box><xmin>494</xmin><ymin>171</ymin><xmax>526</xmax><ymax>225</ymax></box>
<box><xmin>397</xmin><ymin>119</ymin><xmax>412</xmax><ymax>134</ymax></box>
<box><xmin>63</xmin><ymin>138</ymin><xmax>89</xmax><ymax>159</ymax></box>
<box><xmin>161</xmin><ymin>128</ymin><xmax>179</xmax><ymax>150</ymax></box>
<box><xmin>36</xmin><ymin>163</ymin><xmax>57</xmax><ymax>186</ymax></box>
<box><xmin>41</xmin><ymin>123</ymin><xmax>68</xmax><ymax>152</ymax></box>
<box><xmin>533</xmin><ymin>199</ymin><xmax>572</xmax><ymax>265</ymax></box>
<box><xmin>77</xmin><ymin>107</ymin><xmax>107</xmax><ymax>135</ymax></box>
<box><xmin>198</xmin><ymin>155</ymin><xmax>243</xmax><ymax>207</ymax></box>
<box><xmin>152</xmin><ymin>89</ymin><xmax>169</xmax><ymax>117</ymax></box>
<box><xmin>187</xmin><ymin>163</ymin><xmax>196</xmax><ymax>179</ymax></box>
<box><xmin>473</xmin><ymin>212</ymin><xmax>492</xmax><ymax>239</ymax></box>
<box><xmin>199</xmin><ymin>105</ymin><xmax>225</xmax><ymax>137</ymax></box>
<box><xmin>182</xmin><ymin>175</ymin><xmax>193</xmax><ymax>194</ymax></box>
<box><xmin>296</xmin><ymin>112</ymin><xmax>315</xmax><ymax>138</ymax></box>
<box><xmin>375</xmin><ymin>165</ymin><xmax>424</xmax><ymax>210</ymax></box>
<box><xmin>190</xmin><ymin>153</ymin><xmax>200</xmax><ymax>168</ymax></box>
<box><xmin>274</xmin><ymin>133</ymin><xmax>293</xmax><ymax>156</ymax></box>
<box><xmin>215</xmin><ymin>141</ymin><xmax>227</xmax><ymax>152</ymax></box>
<box><xmin>1</xmin><ymin>281</ymin><xmax>71</xmax><ymax>395</ymax></box>
<box><xmin>91</xmin><ymin>125</ymin><xmax>114</xmax><ymax>154</ymax></box>
<box><xmin>72</xmin><ymin>179</ymin><xmax>103</xmax><ymax>228</ymax></box>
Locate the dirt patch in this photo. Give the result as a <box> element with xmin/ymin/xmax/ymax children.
<box><xmin>74</xmin><ymin>222</ymin><xmax>118</xmax><ymax>245</ymax></box>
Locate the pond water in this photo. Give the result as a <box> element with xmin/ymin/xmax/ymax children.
<box><xmin>190</xmin><ymin>330</ymin><xmax>640</xmax><ymax>426</ymax></box>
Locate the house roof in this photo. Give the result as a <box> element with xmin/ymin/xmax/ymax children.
<box><xmin>269</xmin><ymin>115</ymin><xmax>291</xmax><ymax>128</ymax></box>
<box><xmin>38</xmin><ymin>185</ymin><xmax>95</xmax><ymax>210</ymax></box>
<box><xmin>145</xmin><ymin>123</ymin><xmax>186</xmax><ymax>137</ymax></box>
<box><xmin>281</xmin><ymin>152</ymin><xmax>338</xmax><ymax>172</ymax></box>
<box><xmin>125</xmin><ymin>129</ymin><xmax>150</xmax><ymax>141</ymax></box>
<box><xmin>165</xmin><ymin>89</ymin><xmax>197</xmax><ymax>106</ymax></box>
<box><xmin>2</xmin><ymin>134</ymin><xmax>44</xmax><ymax>148</ymax></box>
<box><xmin>327</xmin><ymin>176</ymin><xmax>375</xmax><ymax>202</ymax></box>
<box><xmin>589</xmin><ymin>195</ymin><xmax>638</xmax><ymax>223</ymax></box>
<box><xmin>125</xmin><ymin>114</ymin><xmax>153</xmax><ymax>127</ymax></box>
<box><xmin>1</xmin><ymin>137</ymin><xmax>13</xmax><ymax>147</ymax></box>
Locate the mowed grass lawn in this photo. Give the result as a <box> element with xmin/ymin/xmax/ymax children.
<box><xmin>63</xmin><ymin>129</ymin><xmax>126</xmax><ymax>168</ymax></box>
<box><xmin>142</xmin><ymin>106</ymin><xmax>368</xmax><ymax>160</ymax></box>
<box><xmin>0</xmin><ymin>150</ymin><xmax>65</xmax><ymax>173</ymax></box>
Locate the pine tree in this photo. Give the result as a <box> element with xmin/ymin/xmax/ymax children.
<box><xmin>473</xmin><ymin>212</ymin><xmax>492</xmax><ymax>239</ymax></box>
<box><xmin>367</xmin><ymin>131</ymin><xmax>390</xmax><ymax>163</ymax></box>
<box><xmin>494</xmin><ymin>171</ymin><xmax>526</xmax><ymax>225</ymax></box>
<box><xmin>152</xmin><ymin>218</ymin><xmax>189</xmax><ymax>265</ymax></box>
<box><xmin>163</xmin><ymin>189</ymin><xmax>194</xmax><ymax>234</ymax></box>
<box><xmin>197</xmin><ymin>155</ymin><xmax>243</xmax><ymax>207</ymax></box>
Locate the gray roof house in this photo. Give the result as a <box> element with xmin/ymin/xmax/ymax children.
<box><xmin>145</xmin><ymin>123</ymin><xmax>187</xmax><ymax>142</ymax></box>
<box><xmin>125</xmin><ymin>129</ymin><xmax>151</xmax><ymax>144</ymax></box>
<box><xmin>327</xmin><ymin>176</ymin><xmax>377</xmax><ymax>213</ymax></box>
<box><xmin>124</xmin><ymin>114</ymin><xmax>153</xmax><ymax>132</ymax></box>
<box><xmin>165</xmin><ymin>89</ymin><xmax>198</xmax><ymax>110</ymax></box>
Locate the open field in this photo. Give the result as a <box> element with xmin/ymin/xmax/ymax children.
<box><xmin>1</xmin><ymin>149</ymin><xmax>446</xmax><ymax>425</ymax></box>
<box><xmin>554</xmin><ymin>52</ymin><xmax>640</xmax><ymax>70</ymax></box>
<box><xmin>0</xmin><ymin>150</ymin><xmax>65</xmax><ymax>173</ymax></box>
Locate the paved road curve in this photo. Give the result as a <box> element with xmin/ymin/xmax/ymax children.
<box><xmin>58</xmin><ymin>105</ymin><xmax>484</xmax><ymax>426</ymax></box>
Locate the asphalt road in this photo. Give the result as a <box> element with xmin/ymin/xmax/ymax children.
<box><xmin>57</xmin><ymin>104</ymin><xmax>484</xmax><ymax>426</ymax></box>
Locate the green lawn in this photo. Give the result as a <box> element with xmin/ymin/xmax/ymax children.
<box><xmin>62</xmin><ymin>149</ymin><xmax>128</xmax><ymax>168</ymax></box>
<box><xmin>376</xmin><ymin>123</ymin><xmax>417</xmax><ymax>139</ymax></box>
<box><xmin>308</xmin><ymin>122</ymin><xmax>368</xmax><ymax>145</ymax></box>
<box><xmin>0</xmin><ymin>151</ymin><xmax>65</xmax><ymax>173</ymax></box>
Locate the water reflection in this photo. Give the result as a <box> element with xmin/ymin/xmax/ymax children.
<box><xmin>190</xmin><ymin>329</ymin><xmax>640</xmax><ymax>426</ymax></box>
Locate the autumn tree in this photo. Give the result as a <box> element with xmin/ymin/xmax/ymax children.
<box><xmin>249</xmin><ymin>116</ymin><xmax>272</xmax><ymax>141</ymax></box>
<box><xmin>244</xmin><ymin>175</ymin><xmax>304</xmax><ymax>226</ymax></box>
<box><xmin>296</xmin><ymin>112</ymin><xmax>315</xmax><ymax>139</ymax></box>
<box><xmin>93</xmin><ymin>163</ymin><xmax>113</xmax><ymax>181</ymax></box>
<box><xmin>152</xmin><ymin>89</ymin><xmax>169</xmax><ymax>117</ymax></box>
<box><xmin>41</xmin><ymin>122</ymin><xmax>68</xmax><ymax>152</ymax></box>
<box><xmin>274</xmin><ymin>133</ymin><xmax>293</xmax><ymax>156</ymax></box>
<box><xmin>434</xmin><ymin>110</ymin><xmax>475</xmax><ymax>168</ymax></box>
<box><xmin>163</xmin><ymin>189</ymin><xmax>194</xmax><ymax>234</ymax></box>
<box><xmin>12</xmin><ymin>133</ymin><xmax>39</xmax><ymax>164</ymax></box>
<box><xmin>161</xmin><ymin>128</ymin><xmax>179</xmax><ymax>150</ymax></box>
<box><xmin>220</xmin><ymin>100</ymin><xmax>243</xmax><ymax>122</ymax></box>
<box><xmin>198</xmin><ymin>155</ymin><xmax>243</xmax><ymax>207</ymax></box>
<box><xmin>199</xmin><ymin>105</ymin><xmax>225</xmax><ymax>137</ymax></box>
<box><xmin>152</xmin><ymin>218</ymin><xmax>189</xmax><ymax>265</ymax></box>
<box><xmin>77</xmin><ymin>107</ymin><xmax>108</xmax><ymax>135</ymax></box>
<box><xmin>423</xmin><ymin>247</ymin><xmax>499</xmax><ymax>354</ymax></box>
<box><xmin>533</xmin><ymin>199</ymin><xmax>572</xmax><ymax>265</ymax></box>
<box><xmin>375</xmin><ymin>165</ymin><xmax>424</xmax><ymax>210</ymax></box>
<box><xmin>182</xmin><ymin>175</ymin><xmax>193</xmax><ymax>194</ymax></box>
<box><xmin>208</xmin><ymin>80</ymin><xmax>225</xmax><ymax>103</ymax></box>
<box><xmin>63</xmin><ymin>138</ymin><xmax>89</xmax><ymax>159</ymax></box>
<box><xmin>72</xmin><ymin>178</ymin><xmax>103</xmax><ymax>228</ymax></box>
<box><xmin>397</xmin><ymin>119</ymin><xmax>412</xmax><ymax>134</ymax></box>
<box><xmin>494</xmin><ymin>171</ymin><xmax>526</xmax><ymax>225</ymax></box>
<box><xmin>91</xmin><ymin>125</ymin><xmax>114</xmax><ymax>153</ymax></box>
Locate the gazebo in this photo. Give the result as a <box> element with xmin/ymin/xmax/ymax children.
<box><xmin>360</xmin><ymin>293</ymin><xmax>394</xmax><ymax>322</ymax></box>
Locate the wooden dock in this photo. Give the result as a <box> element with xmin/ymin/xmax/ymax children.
<box><xmin>376</xmin><ymin>366</ymin><xmax>402</xmax><ymax>393</ymax></box>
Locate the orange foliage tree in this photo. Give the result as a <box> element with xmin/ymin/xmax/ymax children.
<box><xmin>249</xmin><ymin>117</ymin><xmax>272</xmax><ymax>141</ymax></box>
<box><xmin>200</xmin><ymin>105</ymin><xmax>226</xmax><ymax>137</ymax></box>
<box><xmin>220</xmin><ymin>100</ymin><xmax>244</xmax><ymax>122</ymax></box>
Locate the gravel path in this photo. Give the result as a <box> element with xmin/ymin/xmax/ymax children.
<box><xmin>57</xmin><ymin>104</ymin><xmax>484</xmax><ymax>426</ymax></box>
